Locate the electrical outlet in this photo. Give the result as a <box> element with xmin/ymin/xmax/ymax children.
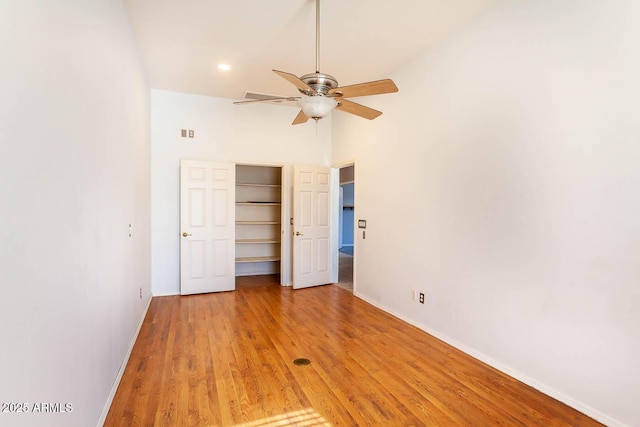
<box><xmin>139</xmin><ymin>287</ymin><xmax>142</xmax><ymax>299</ymax></box>
<box><xmin>419</xmin><ymin>292</ymin><xmax>425</xmax><ymax>304</ymax></box>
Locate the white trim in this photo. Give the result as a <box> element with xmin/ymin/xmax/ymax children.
<box><xmin>331</xmin><ymin>159</ymin><xmax>356</xmax><ymax>169</ymax></box>
<box><xmin>332</xmin><ymin>161</ymin><xmax>357</xmax><ymax>292</ymax></box>
<box><xmin>280</xmin><ymin>165</ymin><xmax>291</xmax><ymax>286</ymax></box>
<box><xmin>233</xmin><ymin>160</ymin><xmax>288</xmax><ymax>168</ymax></box>
<box><xmin>97</xmin><ymin>295</ymin><xmax>153</xmax><ymax>426</ymax></box>
<box><xmin>352</xmin><ymin>291</ymin><xmax>624</xmax><ymax>427</ymax></box>
<box><xmin>150</xmin><ymin>290</ymin><xmax>180</xmax><ymax>297</ymax></box>
<box><xmin>233</xmin><ymin>161</ymin><xmax>290</xmax><ymax>287</ymax></box>
<box><xmin>330</xmin><ymin>168</ymin><xmax>340</xmax><ymax>284</ymax></box>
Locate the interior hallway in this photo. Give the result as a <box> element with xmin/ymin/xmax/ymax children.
<box><xmin>337</xmin><ymin>247</ymin><xmax>353</xmax><ymax>292</ymax></box>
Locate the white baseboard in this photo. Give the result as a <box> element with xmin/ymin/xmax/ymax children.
<box><xmin>352</xmin><ymin>291</ymin><xmax>624</xmax><ymax>427</ymax></box>
<box><xmin>151</xmin><ymin>291</ymin><xmax>180</xmax><ymax>297</ymax></box>
<box><xmin>97</xmin><ymin>294</ymin><xmax>153</xmax><ymax>426</ymax></box>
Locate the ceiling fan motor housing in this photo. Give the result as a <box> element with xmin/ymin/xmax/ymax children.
<box><xmin>300</xmin><ymin>72</ymin><xmax>339</xmax><ymax>96</ymax></box>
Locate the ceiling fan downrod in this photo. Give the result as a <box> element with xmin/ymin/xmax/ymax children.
<box><xmin>299</xmin><ymin>0</ymin><xmax>339</xmax><ymax>96</ymax></box>
<box><xmin>315</xmin><ymin>0</ymin><xmax>320</xmax><ymax>73</ymax></box>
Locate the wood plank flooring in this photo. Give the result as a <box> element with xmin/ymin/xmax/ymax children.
<box><xmin>105</xmin><ymin>276</ymin><xmax>602</xmax><ymax>426</ymax></box>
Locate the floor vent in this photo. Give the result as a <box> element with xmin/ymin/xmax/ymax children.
<box><xmin>293</xmin><ymin>358</ymin><xmax>311</xmax><ymax>366</ymax></box>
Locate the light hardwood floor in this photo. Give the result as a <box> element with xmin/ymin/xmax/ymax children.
<box><xmin>105</xmin><ymin>276</ymin><xmax>602</xmax><ymax>426</ymax></box>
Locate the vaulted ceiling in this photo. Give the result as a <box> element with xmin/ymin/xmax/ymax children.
<box><xmin>125</xmin><ymin>0</ymin><xmax>498</xmax><ymax>101</ymax></box>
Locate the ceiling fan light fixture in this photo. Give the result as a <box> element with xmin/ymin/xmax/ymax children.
<box><xmin>297</xmin><ymin>95</ymin><xmax>337</xmax><ymax>120</ymax></box>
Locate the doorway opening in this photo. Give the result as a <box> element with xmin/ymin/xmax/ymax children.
<box><xmin>337</xmin><ymin>165</ymin><xmax>354</xmax><ymax>292</ymax></box>
<box><xmin>234</xmin><ymin>164</ymin><xmax>284</xmax><ymax>290</ymax></box>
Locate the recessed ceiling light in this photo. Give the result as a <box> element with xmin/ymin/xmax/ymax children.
<box><xmin>218</xmin><ymin>63</ymin><xmax>231</xmax><ymax>71</ymax></box>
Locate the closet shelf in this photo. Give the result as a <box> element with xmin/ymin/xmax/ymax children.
<box><xmin>236</xmin><ymin>239</ymin><xmax>280</xmax><ymax>244</ymax></box>
<box><xmin>235</xmin><ymin>256</ymin><xmax>280</xmax><ymax>263</ymax></box>
<box><xmin>236</xmin><ymin>221</ymin><xmax>280</xmax><ymax>225</ymax></box>
<box><xmin>236</xmin><ymin>183</ymin><xmax>281</xmax><ymax>188</ymax></box>
<box><xmin>236</xmin><ymin>202</ymin><xmax>281</xmax><ymax>206</ymax></box>
<box><xmin>235</xmin><ymin>165</ymin><xmax>282</xmax><ymax>277</ymax></box>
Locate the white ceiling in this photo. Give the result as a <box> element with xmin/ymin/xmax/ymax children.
<box><xmin>124</xmin><ymin>0</ymin><xmax>498</xmax><ymax>100</ymax></box>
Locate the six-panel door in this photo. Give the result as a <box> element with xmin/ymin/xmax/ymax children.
<box><xmin>180</xmin><ymin>160</ymin><xmax>235</xmax><ymax>294</ymax></box>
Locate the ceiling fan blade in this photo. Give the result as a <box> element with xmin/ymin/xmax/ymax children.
<box><xmin>233</xmin><ymin>96</ymin><xmax>301</xmax><ymax>105</ymax></box>
<box><xmin>273</xmin><ymin>69</ymin><xmax>317</xmax><ymax>95</ymax></box>
<box><xmin>335</xmin><ymin>99</ymin><xmax>382</xmax><ymax>120</ymax></box>
<box><xmin>330</xmin><ymin>79</ymin><xmax>398</xmax><ymax>98</ymax></box>
<box><xmin>292</xmin><ymin>110</ymin><xmax>309</xmax><ymax>125</ymax></box>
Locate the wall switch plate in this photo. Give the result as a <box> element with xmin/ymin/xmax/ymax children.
<box><xmin>181</xmin><ymin>129</ymin><xmax>187</xmax><ymax>137</ymax></box>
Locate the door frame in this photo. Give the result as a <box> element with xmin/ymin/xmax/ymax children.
<box><xmin>332</xmin><ymin>160</ymin><xmax>356</xmax><ymax>291</ymax></box>
<box><xmin>235</xmin><ymin>161</ymin><xmax>290</xmax><ymax>286</ymax></box>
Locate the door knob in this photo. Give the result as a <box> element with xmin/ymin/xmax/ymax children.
<box><xmin>182</xmin><ymin>232</ymin><xmax>192</xmax><ymax>237</ymax></box>
<box><xmin>295</xmin><ymin>231</ymin><xmax>303</xmax><ymax>236</ymax></box>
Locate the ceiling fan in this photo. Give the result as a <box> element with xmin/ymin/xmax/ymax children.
<box><xmin>233</xmin><ymin>0</ymin><xmax>398</xmax><ymax>125</ymax></box>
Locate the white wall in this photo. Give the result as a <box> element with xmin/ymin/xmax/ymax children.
<box><xmin>0</xmin><ymin>1</ymin><xmax>151</xmax><ymax>426</ymax></box>
<box><xmin>151</xmin><ymin>90</ymin><xmax>331</xmax><ymax>296</ymax></box>
<box><xmin>332</xmin><ymin>1</ymin><xmax>640</xmax><ymax>425</ymax></box>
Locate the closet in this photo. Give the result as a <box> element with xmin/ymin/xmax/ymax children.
<box><xmin>235</xmin><ymin>165</ymin><xmax>282</xmax><ymax>276</ymax></box>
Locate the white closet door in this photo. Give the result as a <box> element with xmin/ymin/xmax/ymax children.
<box><xmin>180</xmin><ymin>160</ymin><xmax>235</xmax><ymax>295</ymax></box>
